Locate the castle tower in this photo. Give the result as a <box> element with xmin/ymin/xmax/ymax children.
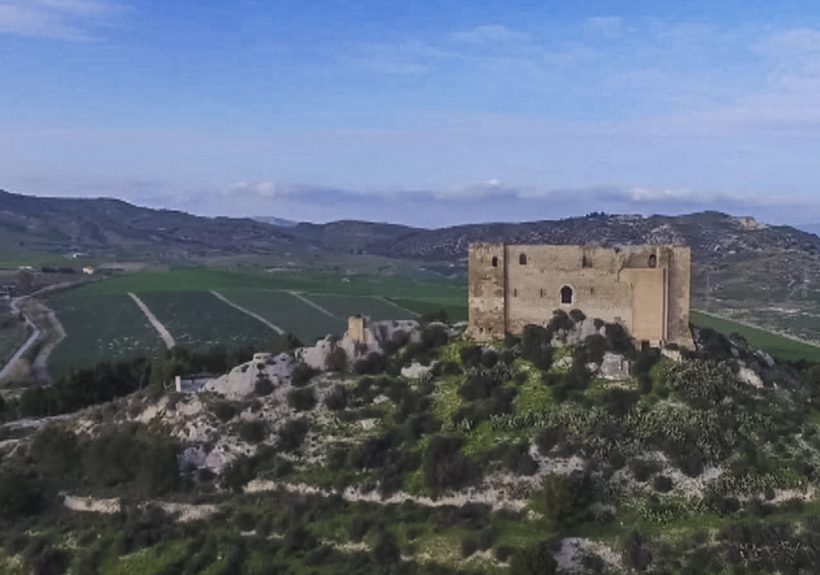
<box><xmin>467</xmin><ymin>243</ymin><xmax>506</xmax><ymax>341</ymax></box>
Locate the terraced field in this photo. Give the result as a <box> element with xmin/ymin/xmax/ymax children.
<box><xmin>135</xmin><ymin>291</ymin><xmax>278</xmax><ymax>353</ymax></box>
<box><xmin>47</xmin><ymin>291</ymin><xmax>165</xmax><ymax>377</ymax></box>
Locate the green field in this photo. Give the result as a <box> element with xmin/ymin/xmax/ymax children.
<box><xmin>691</xmin><ymin>310</ymin><xmax>820</xmax><ymax>363</ymax></box>
<box><xmin>216</xmin><ymin>288</ymin><xmax>347</xmax><ymax>344</ymax></box>
<box><xmin>43</xmin><ymin>267</ymin><xmax>466</xmax><ymax>375</ymax></box>
<box><xmin>48</xmin><ymin>291</ymin><xmax>166</xmax><ymax>377</ymax></box>
<box><xmin>305</xmin><ymin>292</ymin><xmax>419</xmax><ymax>320</ymax></box>
<box><xmin>136</xmin><ymin>291</ymin><xmax>278</xmax><ymax>353</ymax></box>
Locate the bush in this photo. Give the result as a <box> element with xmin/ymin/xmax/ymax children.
<box><xmin>287</xmin><ymin>388</ymin><xmax>317</xmax><ymax>411</ymax></box>
<box><xmin>29</xmin><ymin>426</ymin><xmax>78</xmax><ymax>477</ymax></box>
<box><xmin>237</xmin><ymin>420</ymin><xmax>266</xmax><ymax>444</ymax></box>
<box><xmin>325</xmin><ymin>347</ymin><xmax>348</xmax><ymax>372</ymax></box>
<box><xmin>500</xmin><ymin>443</ymin><xmax>538</xmax><ymax>476</ymax></box>
<box><xmin>323</xmin><ymin>384</ymin><xmax>349</xmax><ymax>411</ymax></box>
<box><xmin>0</xmin><ymin>471</ymin><xmax>43</xmax><ymax>519</ymax></box>
<box><xmin>371</xmin><ymin>529</ymin><xmax>400</xmax><ymax>567</ymax></box>
<box><xmin>605</xmin><ymin>323</ymin><xmax>635</xmax><ymax>355</ymax></box>
<box><xmin>548</xmin><ymin>310</ymin><xmax>574</xmax><ymax>332</ymax></box>
<box><xmin>629</xmin><ymin>458</ymin><xmax>662</xmax><ymax>482</ymax></box>
<box><xmin>460</xmin><ymin>536</ymin><xmax>479</xmax><ymax>558</ymax></box>
<box><xmin>459</xmin><ymin>345</ymin><xmax>483</xmax><ymax>369</ymax></box>
<box><xmin>212</xmin><ymin>401</ymin><xmax>237</xmax><ymax>422</ymax></box>
<box><xmin>510</xmin><ymin>542</ymin><xmax>557</xmax><ymax>575</ymax></box>
<box><xmin>536</xmin><ymin>427</ymin><xmax>565</xmax><ymax>456</ymax></box>
<box><xmin>278</xmin><ymin>418</ymin><xmax>309</xmax><ymax>451</ymax></box>
<box><xmin>254</xmin><ymin>377</ymin><xmax>274</xmax><ymax>396</ymax></box>
<box><xmin>622</xmin><ymin>531</ymin><xmax>652</xmax><ymax>571</ymax></box>
<box><xmin>423</xmin><ymin>436</ymin><xmax>474</xmax><ymax>493</ymax></box>
<box><xmin>220</xmin><ymin>455</ymin><xmax>256</xmax><ymax>492</ymax></box>
<box><xmin>653</xmin><ymin>475</ymin><xmax>673</xmax><ymax>493</ymax></box>
<box><xmin>353</xmin><ymin>352</ymin><xmax>385</xmax><ymax>375</ymax></box>
<box><xmin>541</xmin><ymin>473</ymin><xmax>585</xmax><ymax>527</ymax></box>
<box><xmin>521</xmin><ymin>325</ymin><xmax>553</xmax><ymax>371</ymax></box>
<box><xmin>569</xmin><ymin>309</ymin><xmax>586</xmax><ymax>323</ymax></box>
<box><xmin>291</xmin><ymin>362</ymin><xmax>317</xmax><ymax>387</ymax></box>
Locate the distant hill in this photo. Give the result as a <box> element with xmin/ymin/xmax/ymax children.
<box><xmin>0</xmin><ymin>189</ymin><xmax>295</xmax><ymax>259</ymax></box>
<box><xmin>2</xmin><ymin>189</ymin><xmax>819</xmax><ymax>342</ymax></box>
<box><xmin>253</xmin><ymin>216</ymin><xmax>298</xmax><ymax>228</ymax></box>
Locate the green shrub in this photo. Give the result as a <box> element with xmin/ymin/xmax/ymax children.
<box><xmin>325</xmin><ymin>347</ymin><xmax>348</xmax><ymax>372</ymax></box>
<box><xmin>213</xmin><ymin>401</ymin><xmax>237</xmax><ymax>422</ymax></box>
<box><xmin>423</xmin><ymin>436</ymin><xmax>474</xmax><ymax>493</ymax></box>
<box><xmin>254</xmin><ymin>377</ymin><xmax>274</xmax><ymax>396</ymax></box>
<box><xmin>323</xmin><ymin>384</ymin><xmax>349</xmax><ymax>411</ymax></box>
<box><xmin>291</xmin><ymin>362</ymin><xmax>317</xmax><ymax>386</ymax></box>
<box><xmin>237</xmin><ymin>420</ymin><xmax>266</xmax><ymax>444</ymax></box>
<box><xmin>510</xmin><ymin>542</ymin><xmax>557</xmax><ymax>575</ymax></box>
<box><xmin>278</xmin><ymin>418</ymin><xmax>309</xmax><ymax>451</ymax></box>
<box><xmin>287</xmin><ymin>387</ymin><xmax>317</xmax><ymax>411</ymax></box>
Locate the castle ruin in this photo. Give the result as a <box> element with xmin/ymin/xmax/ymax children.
<box><xmin>467</xmin><ymin>244</ymin><xmax>693</xmax><ymax>349</ymax></box>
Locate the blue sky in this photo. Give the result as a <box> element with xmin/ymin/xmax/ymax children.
<box><xmin>2</xmin><ymin>0</ymin><xmax>820</xmax><ymax>227</ymax></box>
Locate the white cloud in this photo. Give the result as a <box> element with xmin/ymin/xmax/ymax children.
<box><xmin>0</xmin><ymin>0</ymin><xmax>124</xmax><ymax>40</ymax></box>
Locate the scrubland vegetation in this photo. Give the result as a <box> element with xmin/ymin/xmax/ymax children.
<box><xmin>0</xmin><ymin>308</ymin><xmax>819</xmax><ymax>574</ymax></box>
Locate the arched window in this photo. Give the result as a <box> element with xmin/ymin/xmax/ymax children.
<box><xmin>491</xmin><ymin>256</ymin><xmax>498</xmax><ymax>267</ymax></box>
<box><xmin>560</xmin><ymin>285</ymin><xmax>573</xmax><ymax>305</ymax></box>
<box><xmin>648</xmin><ymin>254</ymin><xmax>657</xmax><ymax>268</ymax></box>
<box><xmin>519</xmin><ymin>253</ymin><xmax>527</xmax><ymax>265</ymax></box>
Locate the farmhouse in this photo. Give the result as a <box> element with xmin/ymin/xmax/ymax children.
<box><xmin>467</xmin><ymin>243</ymin><xmax>693</xmax><ymax>349</ymax></box>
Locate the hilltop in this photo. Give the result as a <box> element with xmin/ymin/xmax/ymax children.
<box><xmin>0</xmin><ymin>312</ymin><xmax>818</xmax><ymax>574</ymax></box>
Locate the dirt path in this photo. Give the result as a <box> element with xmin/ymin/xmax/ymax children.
<box><xmin>0</xmin><ymin>299</ymin><xmax>38</xmax><ymax>383</ymax></box>
<box><xmin>244</xmin><ymin>479</ymin><xmax>529</xmax><ymax>512</ymax></box>
<box><xmin>209</xmin><ymin>290</ymin><xmax>284</xmax><ymax>335</ymax></box>
<box><xmin>288</xmin><ymin>291</ymin><xmax>337</xmax><ymax>318</ymax></box>
<box><xmin>128</xmin><ymin>293</ymin><xmax>176</xmax><ymax>349</ymax></box>
<box><xmin>377</xmin><ymin>296</ymin><xmax>421</xmax><ymax>318</ymax></box>
<box><xmin>30</xmin><ymin>302</ymin><xmax>65</xmax><ymax>382</ymax></box>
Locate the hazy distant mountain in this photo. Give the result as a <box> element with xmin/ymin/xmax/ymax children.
<box><xmin>253</xmin><ymin>216</ymin><xmax>298</xmax><ymax>228</ymax></box>
<box><xmin>798</xmin><ymin>223</ymin><xmax>820</xmax><ymax>237</ymax></box>
<box><xmin>0</xmin><ymin>189</ymin><xmax>295</xmax><ymax>258</ymax></box>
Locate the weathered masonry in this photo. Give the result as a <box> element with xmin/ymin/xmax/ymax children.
<box><xmin>467</xmin><ymin>244</ymin><xmax>694</xmax><ymax>349</ymax></box>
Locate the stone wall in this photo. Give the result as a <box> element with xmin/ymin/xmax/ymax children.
<box><xmin>468</xmin><ymin>243</ymin><xmax>693</xmax><ymax>348</ymax></box>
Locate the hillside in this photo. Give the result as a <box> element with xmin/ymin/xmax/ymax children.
<box><xmin>0</xmin><ymin>189</ymin><xmax>296</xmax><ymax>259</ymax></box>
<box><xmin>1</xmin><ymin>314</ymin><xmax>819</xmax><ymax>574</ymax></box>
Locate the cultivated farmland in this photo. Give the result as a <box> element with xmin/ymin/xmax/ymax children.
<box><xmin>47</xmin><ymin>291</ymin><xmax>166</xmax><ymax>377</ymax></box>
<box><xmin>215</xmin><ymin>289</ymin><xmax>346</xmax><ymax>344</ymax></box>
<box><xmin>690</xmin><ymin>310</ymin><xmax>820</xmax><ymax>363</ymax></box>
<box><xmin>302</xmin><ymin>292</ymin><xmax>419</xmax><ymax>321</ymax></box>
<box><xmin>135</xmin><ymin>291</ymin><xmax>279</xmax><ymax>353</ymax></box>
<box><xmin>39</xmin><ymin>267</ymin><xmax>468</xmax><ymax>376</ymax></box>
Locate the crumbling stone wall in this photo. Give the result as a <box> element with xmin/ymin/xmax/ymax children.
<box><xmin>467</xmin><ymin>243</ymin><xmax>693</xmax><ymax>349</ymax></box>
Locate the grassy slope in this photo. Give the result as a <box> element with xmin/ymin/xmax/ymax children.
<box><xmin>691</xmin><ymin>310</ymin><xmax>820</xmax><ymax>363</ymax></box>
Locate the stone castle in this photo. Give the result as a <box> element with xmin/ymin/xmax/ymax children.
<box><xmin>467</xmin><ymin>243</ymin><xmax>693</xmax><ymax>349</ymax></box>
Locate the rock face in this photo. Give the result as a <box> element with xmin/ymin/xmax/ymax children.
<box><xmin>296</xmin><ymin>317</ymin><xmax>420</xmax><ymax>372</ymax></box>
<box><xmin>597</xmin><ymin>352</ymin><xmax>631</xmax><ymax>380</ymax></box>
<box><xmin>203</xmin><ymin>352</ymin><xmax>295</xmax><ymax>399</ymax></box>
